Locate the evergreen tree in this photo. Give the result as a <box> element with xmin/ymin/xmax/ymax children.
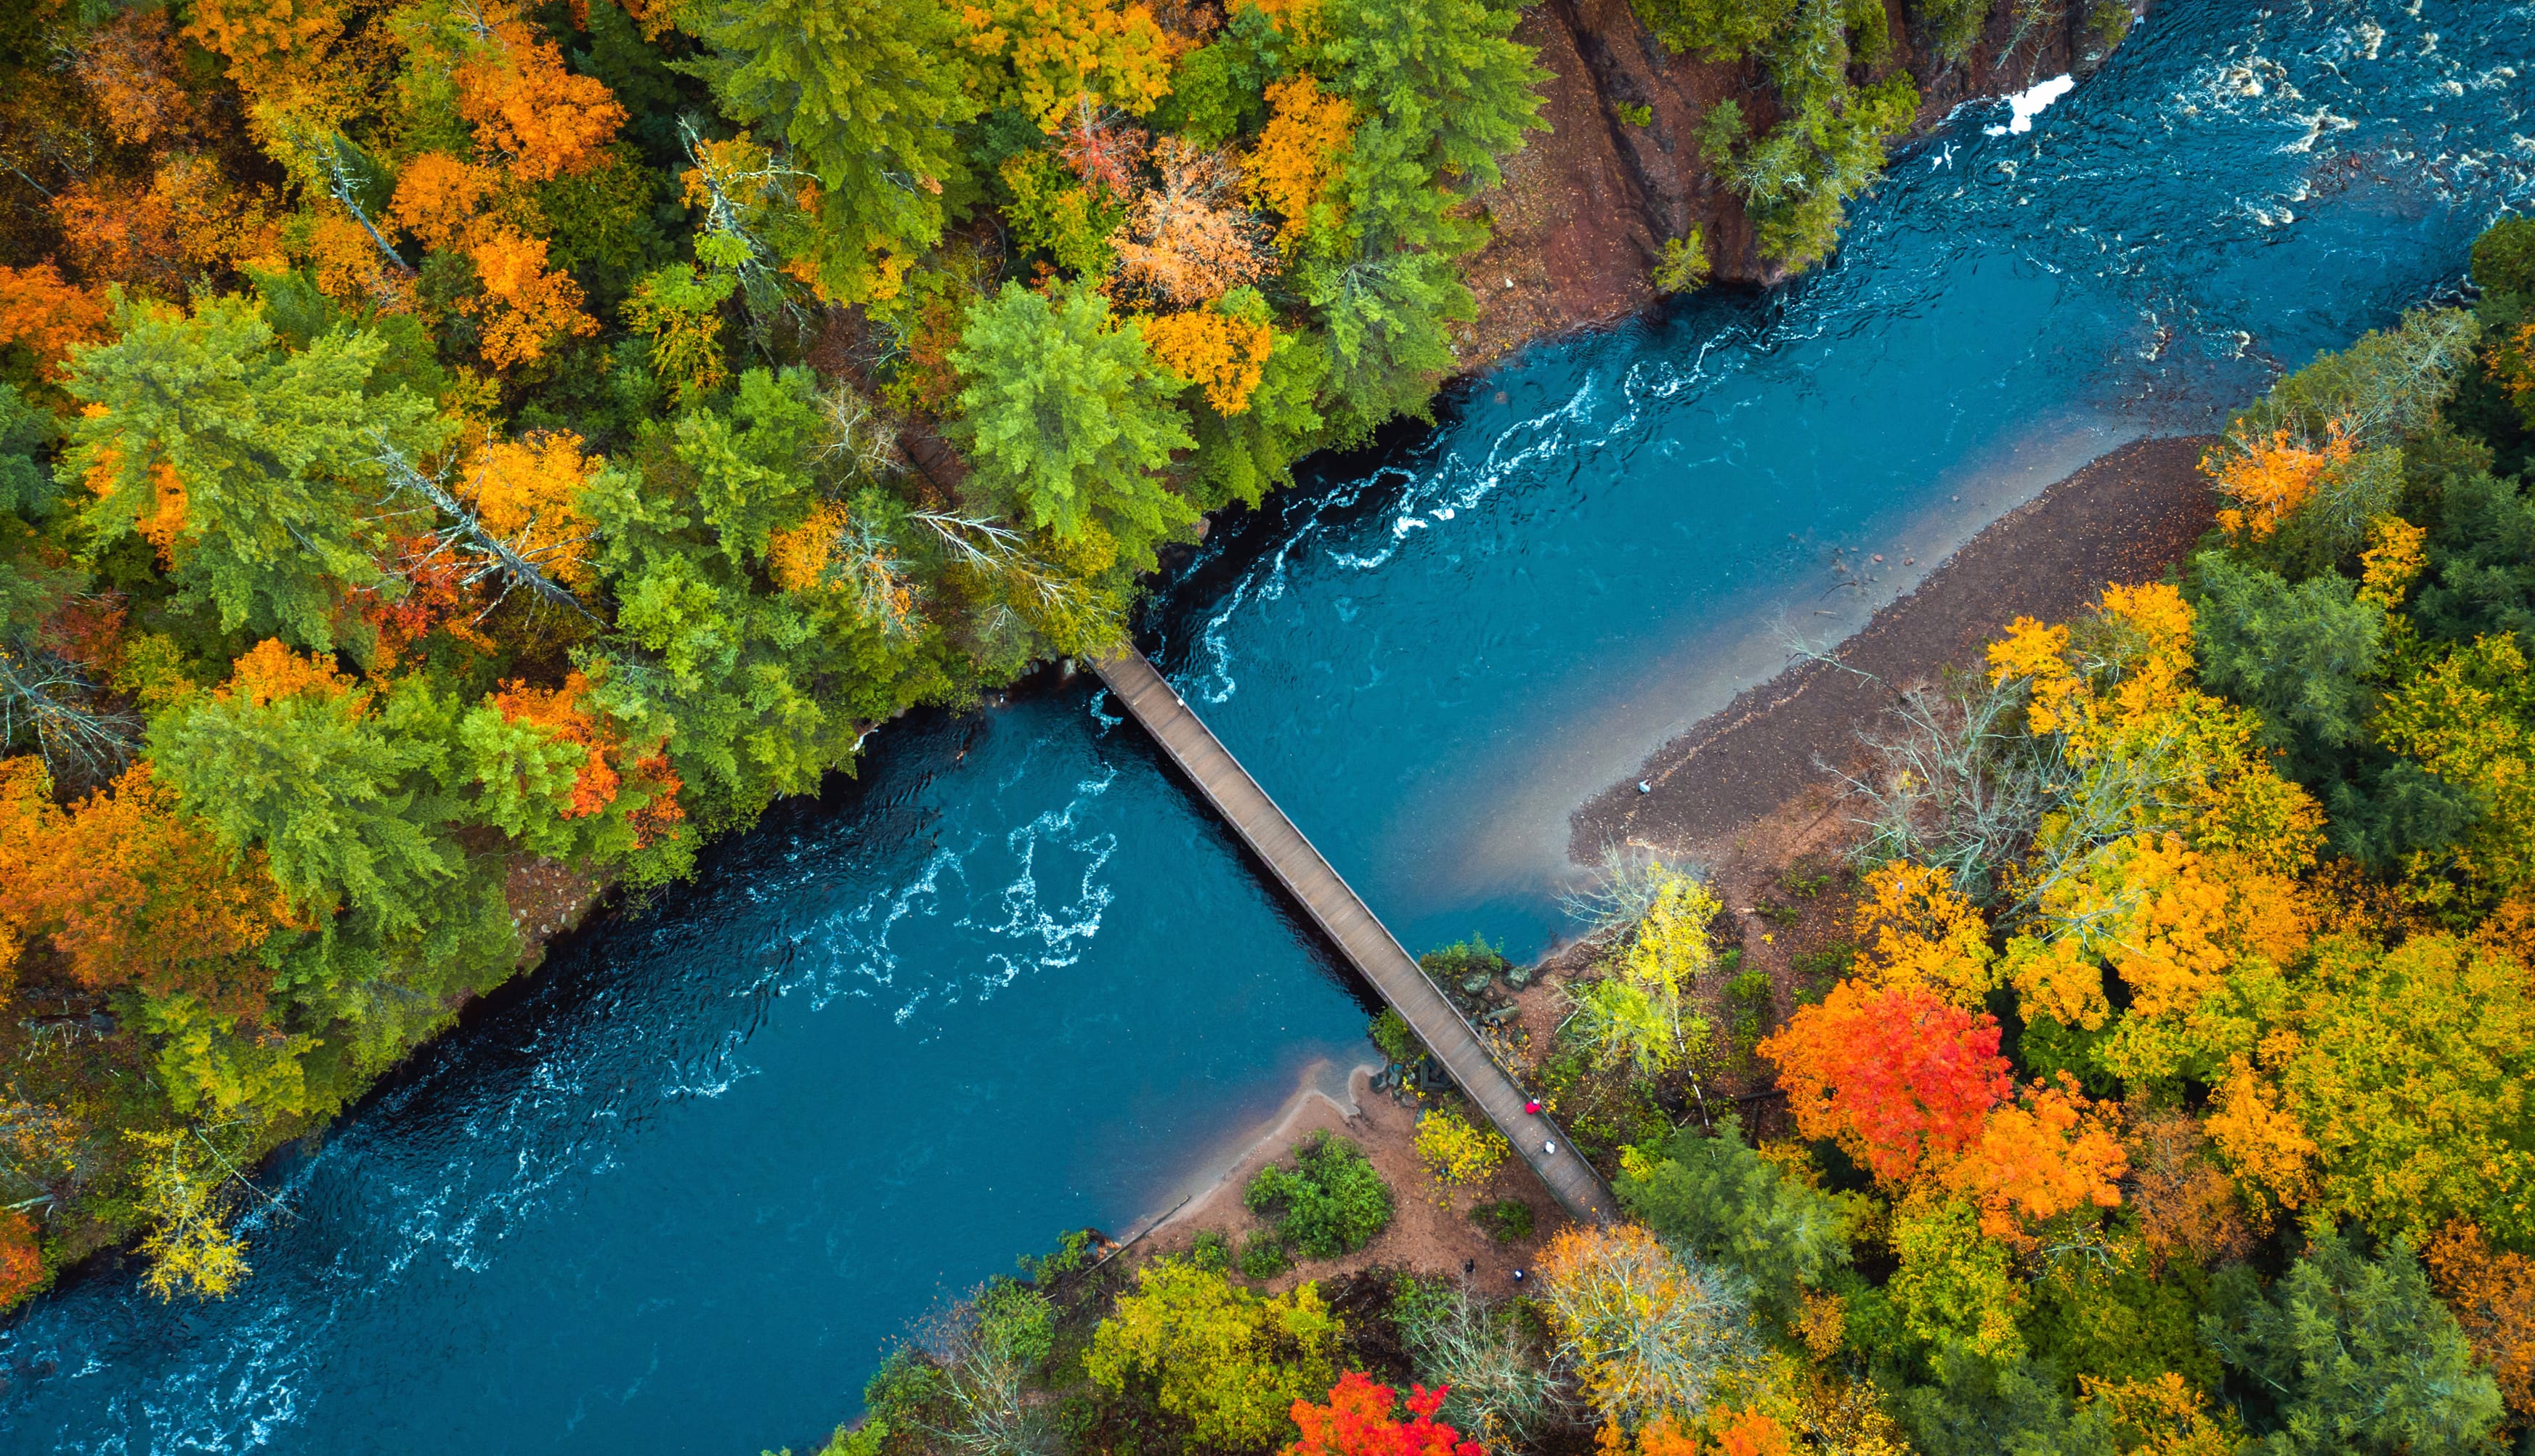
<box><xmin>1615</xmin><ymin>1113</ymin><xmax>1857</xmax><ymax>1324</ymax></box>
<box><xmin>2203</xmin><ymin>1229</ymin><xmax>2503</xmax><ymax>1455</ymax></box>
<box><xmin>60</xmin><ymin>297</ymin><xmax>439</xmax><ymax>653</ymax></box>
<box><xmin>1312</xmin><ymin>0</ymin><xmax>1546</xmax><ymax>199</ymax></box>
<box><xmin>687</xmin><ymin>0</ymin><xmax>978</xmax><ymax>303</ymax></box>
<box><xmin>2186</xmin><ymin>551</ymin><xmax>2386</xmax><ymax>781</ymax></box>
<box><xmin>949</xmin><ymin>282</ymin><xmax>1196</xmax><ymax>565</ymax></box>
<box><xmin>1300</xmin><ymin>250</ymin><xmax>1471</xmax><ymax>439</ymax></box>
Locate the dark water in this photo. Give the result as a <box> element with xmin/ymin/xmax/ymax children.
<box><xmin>5</xmin><ymin>2</ymin><xmax>2528</xmax><ymax>1450</ymax></box>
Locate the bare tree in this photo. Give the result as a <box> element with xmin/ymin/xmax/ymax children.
<box><xmin>906</xmin><ymin>1284</ymin><xmax>1062</xmax><ymax>1456</ymax></box>
<box><xmin>0</xmin><ymin>640</ymin><xmax>138</xmax><ymax>784</ymax></box>
<box><xmin>367</xmin><ymin>431</ymin><xmax>599</xmax><ymax>625</ymax></box>
<box><xmin>1398</xmin><ymin>1279</ymin><xmax>1573</xmax><ymax>1447</ymax></box>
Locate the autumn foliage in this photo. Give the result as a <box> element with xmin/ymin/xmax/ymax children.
<box><xmin>1283</xmin><ymin>1372</ymin><xmax>1481</xmax><ymax>1456</ymax></box>
<box><xmin>1760</xmin><ymin>980</ymin><xmax>2011</xmax><ymax>1184</ymax></box>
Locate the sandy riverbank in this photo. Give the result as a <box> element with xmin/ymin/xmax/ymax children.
<box><xmin>1571</xmin><ymin>434</ymin><xmax>2220</xmax><ymax>862</ymax></box>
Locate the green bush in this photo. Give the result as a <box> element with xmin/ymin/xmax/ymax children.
<box><xmin>1470</xmin><ymin>1199</ymin><xmax>1536</xmax><ymax>1243</ymax></box>
<box><xmin>1243</xmin><ymin>1131</ymin><xmax>1395</xmax><ymax>1258</ymax></box>
<box><xmin>1190</xmin><ymin>1228</ymin><xmax>1233</xmax><ymax>1273</ymax></box>
<box><xmin>1238</xmin><ymin>1232</ymin><xmax>1291</xmax><ymax>1280</ymax></box>
<box><xmin>1369</xmin><ymin>1007</ymin><xmax>1424</xmax><ymax>1065</ymax></box>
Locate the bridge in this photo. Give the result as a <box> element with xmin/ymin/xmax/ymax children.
<box><xmin>1094</xmin><ymin>648</ymin><xmax>1620</xmax><ymax>1227</ymax></box>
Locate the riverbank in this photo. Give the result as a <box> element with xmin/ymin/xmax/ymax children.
<box><xmin>1571</xmin><ymin>433</ymin><xmax>2219</xmax><ymax>861</ymax></box>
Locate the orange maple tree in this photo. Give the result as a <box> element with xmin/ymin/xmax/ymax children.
<box><xmin>2205</xmin><ymin>424</ymin><xmax>2353</xmax><ymax>540</ymax></box>
<box><xmin>2426</xmin><ymin>1221</ymin><xmax>2535</xmax><ymax>1419</ymax></box>
<box><xmin>1759</xmin><ymin>979</ymin><xmax>2013</xmax><ymax>1184</ymax></box>
<box><xmin>1245</xmin><ymin>76</ymin><xmax>1355</xmax><ymax>248</ymax></box>
<box><xmin>1140</xmin><ymin>308</ymin><xmax>1275</xmax><ymax>414</ymax></box>
<box><xmin>492</xmin><ymin>671</ymin><xmax>624</xmax><ymax>820</ymax></box>
<box><xmin>1282</xmin><ymin>1371</ymin><xmax>1480</xmax><ymax>1456</ymax></box>
<box><xmin>0</xmin><ymin>1211</ymin><xmax>41</xmax><ymax>1309</ymax></box>
<box><xmin>0</xmin><ymin>264</ymin><xmax>109</xmax><ymax>381</ymax></box>
<box><xmin>453</xmin><ymin>10</ymin><xmax>629</xmax><ymax>182</ymax></box>
<box><xmin>1941</xmin><ymin>1076</ymin><xmax>2127</xmax><ymax>1242</ymax></box>
<box><xmin>0</xmin><ymin>757</ymin><xmax>291</xmax><ymax>1020</ymax></box>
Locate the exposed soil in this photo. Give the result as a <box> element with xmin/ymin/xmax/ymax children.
<box><xmin>1137</xmin><ymin>1060</ymin><xmax>1570</xmax><ymax>1295</ymax></box>
<box><xmin>1455</xmin><ymin>0</ymin><xmax>2140</xmax><ymax>370</ymax></box>
<box><xmin>1570</xmin><ymin>433</ymin><xmax>2218</xmax><ymax>858</ymax></box>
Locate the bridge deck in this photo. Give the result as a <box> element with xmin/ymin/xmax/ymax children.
<box><xmin>1094</xmin><ymin>648</ymin><xmax>1618</xmax><ymax>1227</ymax></box>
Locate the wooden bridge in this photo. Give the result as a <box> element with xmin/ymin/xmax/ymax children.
<box><xmin>1094</xmin><ymin>648</ymin><xmax>1619</xmax><ymax>1227</ymax></box>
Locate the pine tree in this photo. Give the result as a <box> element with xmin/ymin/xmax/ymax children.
<box><xmin>60</xmin><ymin>296</ymin><xmax>439</xmax><ymax>652</ymax></box>
<box><xmin>950</xmin><ymin>281</ymin><xmax>1196</xmax><ymax>565</ymax></box>
<box><xmin>687</xmin><ymin>0</ymin><xmax>978</xmax><ymax>302</ymax></box>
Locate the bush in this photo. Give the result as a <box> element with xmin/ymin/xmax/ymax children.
<box><xmin>1240</xmin><ymin>1232</ymin><xmax>1292</xmax><ymax>1279</ymax></box>
<box><xmin>1368</xmin><ymin>1007</ymin><xmax>1424</xmax><ymax>1065</ymax></box>
<box><xmin>1190</xmin><ymin>1228</ymin><xmax>1233</xmax><ymax>1273</ymax></box>
<box><xmin>1244</xmin><ymin>1132</ymin><xmax>1395</xmax><ymax>1258</ymax></box>
<box><xmin>1471</xmin><ymin>1199</ymin><xmax>1536</xmax><ymax>1243</ymax></box>
<box><xmin>1416</xmin><ymin>1109</ymin><xmax>1512</xmax><ymax>1190</ymax></box>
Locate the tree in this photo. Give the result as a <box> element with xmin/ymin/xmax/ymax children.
<box><xmin>1939</xmin><ymin>1077</ymin><xmax>2125</xmax><ymax>1244</ymax></box>
<box><xmin>1629</xmin><ymin>0</ymin><xmax>1796</xmax><ymax>61</ymax></box>
<box><xmin>1572</xmin><ymin>866</ymin><xmax>1721</xmax><ymax>1077</ymax></box>
<box><xmin>1886</xmin><ymin>1192</ymin><xmax>2025</xmax><ymax>1361</ymax></box>
<box><xmin>1299</xmin><ymin>248</ymin><xmax>1470</xmax><ymax>437</ymax></box>
<box><xmin>2271</xmin><ymin>934</ymin><xmax>2535</xmax><ymax>1250</ymax></box>
<box><xmin>1759</xmin><ymin>979</ymin><xmax>2011</xmax><ymax>1184</ymax></box>
<box><xmin>0</xmin><ymin>1208</ymin><xmax>41</xmax><ymax>1309</ymax></box>
<box><xmin>0</xmin><ymin>263</ymin><xmax>108</xmax><ymax>383</ymax></box>
<box><xmin>1244</xmin><ymin>1131</ymin><xmax>1394</xmax><ymax>1258</ymax></box>
<box><xmin>950</xmin><ymin>281</ymin><xmax>1196</xmax><ymax>566</ymax></box>
<box><xmin>689</xmin><ymin>0</ymin><xmax>979</xmax><ymax>302</ymax></box>
<box><xmin>1412</xmin><ymin>1110</ymin><xmax>1509</xmax><ymax>1192</ymax></box>
<box><xmin>1283</xmin><ymin>1371</ymin><xmax>1483</xmax><ymax>1456</ymax></box>
<box><xmin>60</xmin><ymin>296</ymin><xmax>440</xmax><ymax>651</ymax></box>
<box><xmin>2424</xmin><ymin>1221</ymin><xmax>2535</xmax><ymax>1423</ymax></box>
<box><xmin>2372</xmin><ymin>633</ymin><xmax>2535</xmax><ymax>898</ymax></box>
<box><xmin>1615</xmin><ymin>1114</ymin><xmax>1856</xmax><ymax>1325</ymax></box>
<box><xmin>1084</xmin><ymin>1256</ymin><xmax>1344</xmax><ymax>1450</ymax></box>
<box><xmin>962</xmin><ymin>0</ymin><xmax>1175</xmax><ymax>126</ymax></box>
<box><xmin>0</xmin><ymin>758</ymin><xmax>290</xmax><ymax>1016</ymax></box>
<box><xmin>1113</xmin><ymin>139</ymin><xmax>1275</xmax><ymax>306</ymax></box>
<box><xmin>1244</xmin><ymin>75</ymin><xmax>1357</xmax><ymax>251</ymax></box>
<box><xmin>126</xmin><ymin>1127</ymin><xmax>252</xmax><ymax>1301</ymax></box>
<box><xmin>147</xmin><ymin>640</ymin><xmax>457</xmax><ymax>940</ymax></box>
<box><xmin>1846</xmin><ymin>861</ymin><xmax>1995</xmax><ymax>1006</ymax></box>
<box><xmin>1310</xmin><ymin>0</ymin><xmax>1546</xmax><ymax>203</ymax></box>
<box><xmin>452</xmin><ymin>6</ymin><xmax>630</xmax><ymax>182</ymax></box>
<box><xmin>2186</xmin><ymin>552</ymin><xmax>2386</xmax><ymax>780</ymax></box>
<box><xmin>1533</xmin><ymin>1222</ymin><xmax>1763</xmax><ymax>1433</ymax></box>
<box><xmin>2202</xmin><ymin>1229</ymin><xmax>2502</xmax><ymax>1455</ymax></box>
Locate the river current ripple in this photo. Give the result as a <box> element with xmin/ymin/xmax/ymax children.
<box><xmin>3</xmin><ymin>3</ymin><xmax>2528</xmax><ymax>1452</ymax></box>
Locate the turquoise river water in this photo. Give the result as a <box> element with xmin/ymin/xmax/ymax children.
<box><xmin>2</xmin><ymin>1</ymin><xmax>2528</xmax><ymax>1450</ymax></box>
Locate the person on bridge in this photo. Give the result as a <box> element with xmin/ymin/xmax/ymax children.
<box><xmin>1523</xmin><ymin>1097</ymin><xmax>1542</xmax><ymax>1115</ymax></box>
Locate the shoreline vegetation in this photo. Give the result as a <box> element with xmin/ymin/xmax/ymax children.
<box><xmin>776</xmin><ymin>224</ymin><xmax>2535</xmax><ymax>1456</ymax></box>
<box><xmin>0</xmin><ymin>0</ymin><xmax>2131</xmax><ymax>1306</ymax></box>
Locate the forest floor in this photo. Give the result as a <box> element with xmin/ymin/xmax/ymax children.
<box><xmin>1119</xmin><ymin>431</ymin><xmax>2226</xmax><ymax>1273</ymax></box>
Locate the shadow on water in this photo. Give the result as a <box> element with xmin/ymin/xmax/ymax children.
<box><xmin>4</xmin><ymin>1</ymin><xmax>2531</xmax><ymax>1451</ymax></box>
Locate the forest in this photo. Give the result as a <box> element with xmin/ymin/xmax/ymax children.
<box><xmin>793</xmin><ymin>221</ymin><xmax>2535</xmax><ymax>1455</ymax></box>
<box><xmin>0</xmin><ymin>0</ymin><xmax>1967</xmax><ymax>1304</ymax></box>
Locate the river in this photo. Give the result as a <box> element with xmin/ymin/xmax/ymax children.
<box><xmin>3</xmin><ymin>1</ymin><xmax>2526</xmax><ymax>1450</ymax></box>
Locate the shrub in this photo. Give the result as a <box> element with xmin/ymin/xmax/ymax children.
<box><xmin>1368</xmin><ymin>1006</ymin><xmax>1423</xmax><ymax>1065</ymax></box>
<box><xmin>1244</xmin><ymin>1132</ymin><xmax>1395</xmax><ymax>1258</ymax></box>
<box><xmin>1240</xmin><ymin>1231</ymin><xmax>1291</xmax><ymax>1279</ymax></box>
<box><xmin>1470</xmin><ymin>1198</ymin><xmax>1535</xmax><ymax>1243</ymax></box>
<box><xmin>1416</xmin><ymin>1108</ymin><xmax>1512</xmax><ymax>1190</ymax></box>
<box><xmin>1190</xmin><ymin>1227</ymin><xmax>1233</xmax><ymax>1273</ymax></box>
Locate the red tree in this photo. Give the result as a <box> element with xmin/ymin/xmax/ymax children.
<box><xmin>0</xmin><ymin>1210</ymin><xmax>44</xmax><ymax>1309</ymax></box>
<box><xmin>1285</xmin><ymin>1372</ymin><xmax>1481</xmax><ymax>1456</ymax></box>
<box><xmin>1759</xmin><ymin>980</ymin><xmax>2013</xmax><ymax>1184</ymax></box>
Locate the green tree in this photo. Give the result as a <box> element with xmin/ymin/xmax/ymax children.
<box><xmin>1615</xmin><ymin>1114</ymin><xmax>1857</xmax><ymax>1324</ymax></box>
<box><xmin>1629</xmin><ymin>0</ymin><xmax>1796</xmax><ymax>61</ymax></box>
<box><xmin>2186</xmin><ymin>551</ymin><xmax>2385</xmax><ymax>780</ymax></box>
<box><xmin>1310</xmin><ymin>0</ymin><xmax>1546</xmax><ymax>203</ymax></box>
<box><xmin>1300</xmin><ymin>251</ymin><xmax>1472</xmax><ymax>438</ymax></box>
<box><xmin>149</xmin><ymin>666</ymin><xmax>458</xmax><ymax>941</ymax></box>
<box><xmin>686</xmin><ymin>0</ymin><xmax>979</xmax><ymax>302</ymax></box>
<box><xmin>1187</xmin><ymin>328</ymin><xmax>1326</xmax><ymax>511</ymax></box>
<box><xmin>1084</xmin><ymin>1256</ymin><xmax>1344</xmax><ymax>1450</ymax></box>
<box><xmin>60</xmin><ymin>296</ymin><xmax>440</xmax><ymax>653</ymax></box>
<box><xmin>2202</xmin><ymin>1229</ymin><xmax>2502</xmax><ymax>1455</ymax></box>
<box><xmin>949</xmin><ymin>282</ymin><xmax>1196</xmax><ymax>565</ymax></box>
